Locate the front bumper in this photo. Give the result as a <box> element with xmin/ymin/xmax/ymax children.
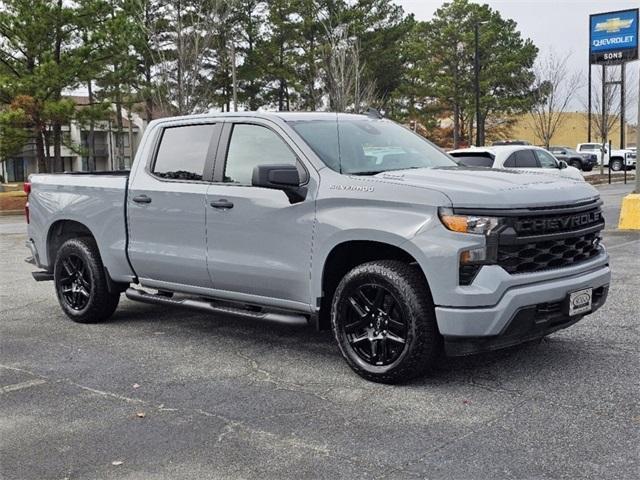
<box><xmin>435</xmin><ymin>256</ymin><xmax>610</xmax><ymax>349</ymax></box>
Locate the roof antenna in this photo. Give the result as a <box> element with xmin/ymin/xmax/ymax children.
<box><xmin>366</xmin><ymin>107</ymin><xmax>383</xmax><ymax>119</ymax></box>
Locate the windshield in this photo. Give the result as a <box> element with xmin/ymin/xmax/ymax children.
<box><xmin>288</xmin><ymin>117</ymin><xmax>456</xmax><ymax>174</ymax></box>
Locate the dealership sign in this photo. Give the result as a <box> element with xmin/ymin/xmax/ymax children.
<box><xmin>590</xmin><ymin>9</ymin><xmax>638</xmax><ymax>64</ymax></box>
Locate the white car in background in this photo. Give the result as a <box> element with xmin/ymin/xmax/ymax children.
<box><xmin>448</xmin><ymin>145</ymin><xmax>584</xmax><ymax>181</ymax></box>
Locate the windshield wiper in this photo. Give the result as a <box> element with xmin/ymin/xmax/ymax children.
<box><xmin>348</xmin><ymin>170</ymin><xmax>385</xmax><ymax>176</ymax></box>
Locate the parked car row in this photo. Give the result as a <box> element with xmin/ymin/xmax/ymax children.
<box><xmin>448</xmin><ymin>145</ymin><xmax>584</xmax><ymax>181</ymax></box>
<box><xmin>461</xmin><ymin>142</ymin><xmax>636</xmax><ymax>173</ymax></box>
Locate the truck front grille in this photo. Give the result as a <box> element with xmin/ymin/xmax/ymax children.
<box><xmin>493</xmin><ymin>199</ymin><xmax>605</xmax><ymax>275</ymax></box>
<box><xmin>454</xmin><ymin>199</ymin><xmax>606</xmax><ymax>282</ymax></box>
<box><xmin>497</xmin><ymin>231</ymin><xmax>602</xmax><ymax>274</ymax></box>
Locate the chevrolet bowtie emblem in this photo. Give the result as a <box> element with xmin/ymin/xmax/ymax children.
<box><xmin>595</xmin><ymin>17</ymin><xmax>634</xmax><ymax>34</ymax></box>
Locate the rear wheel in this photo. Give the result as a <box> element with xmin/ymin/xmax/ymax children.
<box><xmin>331</xmin><ymin>260</ymin><xmax>440</xmax><ymax>383</ymax></box>
<box><xmin>610</xmin><ymin>159</ymin><xmax>623</xmax><ymax>171</ymax></box>
<box><xmin>54</xmin><ymin>238</ymin><xmax>120</xmax><ymax>323</ymax></box>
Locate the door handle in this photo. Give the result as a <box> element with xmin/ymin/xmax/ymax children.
<box><xmin>132</xmin><ymin>195</ymin><xmax>152</xmax><ymax>204</ymax></box>
<box><xmin>210</xmin><ymin>199</ymin><xmax>234</xmax><ymax>209</ymax></box>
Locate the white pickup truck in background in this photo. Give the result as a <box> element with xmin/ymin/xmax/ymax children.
<box><xmin>576</xmin><ymin>143</ymin><xmax>637</xmax><ymax>171</ymax></box>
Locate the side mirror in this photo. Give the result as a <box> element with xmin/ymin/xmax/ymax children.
<box><xmin>252</xmin><ymin>164</ymin><xmax>307</xmax><ymax>203</ymax></box>
<box><xmin>558</xmin><ymin>160</ymin><xmax>568</xmax><ymax>169</ymax></box>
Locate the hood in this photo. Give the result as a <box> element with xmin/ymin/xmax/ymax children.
<box><xmin>375</xmin><ymin>167</ymin><xmax>598</xmax><ymax>209</ymax></box>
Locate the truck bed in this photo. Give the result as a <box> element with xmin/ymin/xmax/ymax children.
<box><xmin>26</xmin><ymin>172</ymin><xmax>135</xmax><ymax>282</ymax></box>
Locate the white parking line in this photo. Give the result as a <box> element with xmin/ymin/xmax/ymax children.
<box><xmin>0</xmin><ymin>379</ymin><xmax>47</xmax><ymax>394</ymax></box>
<box><xmin>606</xmin><ymin>239</ymin><xmax>640</xmax><ymax>251</ymax></box>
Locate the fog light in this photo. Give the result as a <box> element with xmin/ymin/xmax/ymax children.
<box><xmin>460</xmin><ymin>247</ymin><xmax>486</xmax><ymax>264</ymax></box>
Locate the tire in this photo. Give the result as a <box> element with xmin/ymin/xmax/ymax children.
<box><xmin>331</xmin><ymin>260</ymin><xmax>441</xmax><ymax>383</ymax></box>
<box><xmin>54</xmin><ymin>238</ymin><xmax>120</xmax><ymax>323</ymax></box>
<box><xmin>569</xmin><ymin>159</ymin><xmax>582</xmax><ymax>170</ymax></box>
<box><xmin>583</xmin><ymin>166</ymin><xmax>593</xmax><ymax>172</ymax></box>
<box><xmin>610</xmin><ymin>159</ymin><xmax>623</xmax><ymax>171</ymax></box>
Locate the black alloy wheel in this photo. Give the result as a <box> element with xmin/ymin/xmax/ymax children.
<box><xmin>331</xmin><ymin>260</ymin><xmax>441</xmax><ymax>383</ymax></box>
<box><xmin>342</xmin><ymin>284</ymin><xmax>408</xmax><ymax>366</ymax></box>
<box><xmin>54</xmin><ymin>238</ymin><xmax>120</xmax><ymax>323</ymax></box>
<box><xmin>58</xmin><ymin>254</ymin><xmax>92</xmax><ymax>311</ymax></box>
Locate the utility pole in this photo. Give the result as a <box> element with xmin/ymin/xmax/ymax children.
<box><xmin>474</xmin><ymin>21</ymin><xmax>489</xmax><ymax>146</ymax></box>
<box><xmin>474</xmin><ymin>22</ymin><xmax>481</xmax><ymax>147</ymax></box>
<box><xmin>231</xmin><ymin>42</ymin><xmax>238</xmax><ymax>112</ymax></box>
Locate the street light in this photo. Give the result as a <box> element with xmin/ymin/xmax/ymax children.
<box><xmin>474</xmin><ymin>20</ymin><xmax>489</xmax><ymax>147</ymax></box>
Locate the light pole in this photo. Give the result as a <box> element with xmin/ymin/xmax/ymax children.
<box><xmin>474</xmin><ymin>21</ymin><xmax>488</xmax><ymax>147</ymax></box>
<box><xmin>636</xmin><ymin>68</ymin><xmax>640</xmax><ymax>193</ymax></box>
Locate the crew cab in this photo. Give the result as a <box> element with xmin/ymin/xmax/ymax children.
<box><xmin>25</xmin><ymin>112</ymin><xmax>610</xmax><ymax>383</ymax></box>
<box><xmin>576</xmin><ymin>143</ymin><xmax>636</xmax><ymax>171</ymax></box>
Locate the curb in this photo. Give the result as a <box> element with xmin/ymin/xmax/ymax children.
<box><xmin>587</xmin><ymin>178</ymin><xmax>636</xmax><ymax>186</ymax></box>
<box><xmin>618</xmin><ymin>194</ymin><xmax>640</xmax><ymax>230</ymax></box>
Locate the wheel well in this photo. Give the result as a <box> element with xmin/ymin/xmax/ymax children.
<box><xmin>317</xmin><ymin>240</ymin><xmax>423</xmax><ymax>330</ymax></box>
<box><xmin>47</xmin><ymin>220</ymin><xmax>95</xmax><ymax>270</ymax></box>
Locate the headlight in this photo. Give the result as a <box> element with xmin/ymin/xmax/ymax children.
<box><xmin>438</xmin><ymin>207</ymin><xmax>502</xmax><ymax>235</ymax></box>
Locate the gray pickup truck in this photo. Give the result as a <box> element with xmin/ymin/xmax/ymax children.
<box><xmin>25</xmin><ymin>112</ymin><xmax>610</xmax><ymax>383</ymax></box>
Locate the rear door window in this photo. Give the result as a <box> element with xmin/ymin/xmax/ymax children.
<box><xmin>505</xmin><ymin>150</ymin><xmax>539</xmax><ymax>168</ymax></box>
<box><xmin>153</xmin><ymin>124</ymin><xmax>218</xmax><ymax>181</ymax></box>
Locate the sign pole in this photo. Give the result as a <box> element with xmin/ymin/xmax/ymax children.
<box><xmin>588</xmin><ymin>64</ymin><xmax>592</xmax><ymax>142</ymax></box>
<box><xmin>600</xmin><ymin>65</ymin><xmax>606</xmax><ymax>175</ymax></box>
<box><xmin>620</xmin><ymin>63</ymin><xmax>625</xmax><ymax>149</ymax></box>
<box><xmin>636</xmin><ymin>67</ymin><xmax>640</xmax><ymax>194</ymax></box>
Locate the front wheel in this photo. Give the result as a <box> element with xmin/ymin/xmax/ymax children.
<box><xmin>569</xmin><ymin>160</ymin><xmax>582</xmax><ymax>170</ymax></box>
<box><xmin>331</xmin><ymin>260</ymin><xmax>441</xmax><ymax>383</ymax></box>
<box><xmin>54</xmin><ymin>238</ymin><xmax>120</xmax><ymax>323</ymax></box>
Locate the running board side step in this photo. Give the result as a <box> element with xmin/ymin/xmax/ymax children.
<box><xmin>125</xmin><ymin>287</ymin><xmax>309</xmax><ymax>327</ymax></box>
<box><xmin>32</xmin><ymin>271</ymin><xmax>54</xmax><ymax>282</ymax></box>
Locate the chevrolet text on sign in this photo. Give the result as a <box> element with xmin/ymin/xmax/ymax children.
<box><xmin>589</xmin><ymin>9</ymin><xmax>639</xmax><ymax>64</ymax></box>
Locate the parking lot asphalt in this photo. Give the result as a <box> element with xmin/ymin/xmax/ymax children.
<box><xmin>1</xmin><ymin>183</ymin><xmax>639</xmax><ymax>480</ymax></box>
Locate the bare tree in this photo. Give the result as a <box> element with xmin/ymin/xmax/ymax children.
<box><xmin>136</xmin><ymin>0</ymin><xmax>226</xmax><ymax>115</ymax></box>
<box><xmin>588</xmin><ymin>65</ymin><xmax>638</xmax><ymax>145</ymax></box>
<box><xmin>321</xmin><ymin>24</ymin><xmax>376</xmax><ymax>113</ymax></box>
<box><xmin>584</xmin><ymin>65</ymin><xmax>638</xmax><ymax>173</ymax></box>
<box><xmin>528</xmin><ymin>51</ymin><xmax>581</xmax><ymax>148</ymax></box>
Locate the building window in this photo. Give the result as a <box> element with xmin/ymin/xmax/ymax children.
<box><xmin>116</xmin><ymin>133</ymin><xmax>130</xmax><ymax>148</ymax></box>
<box><xmin>5</xmin><ymin>159</ymin><xmax>25</xmax><ymax>182</ymax></box>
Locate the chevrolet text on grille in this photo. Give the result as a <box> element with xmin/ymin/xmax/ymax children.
<box><xmin>516</xmin><ymin>211</ymin><xmax>602</xmax><ymax>233</ymax></box>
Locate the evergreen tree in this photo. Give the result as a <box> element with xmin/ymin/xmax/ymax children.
<box><xmin>0</xmin><ymin>0</ymin><xmax>96</xmax><ymax>172</ymax></box>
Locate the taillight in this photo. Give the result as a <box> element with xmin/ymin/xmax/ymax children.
<box><xmin>23</xmin><ymin>182</ymin><xmax>31</xmax><ymax>223</ymax></box>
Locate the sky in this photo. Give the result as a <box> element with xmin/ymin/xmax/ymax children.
<box><xmin>396</xmin><ymin>0</ymin><xmax>640</xmax><ymax>122</ymax></box>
